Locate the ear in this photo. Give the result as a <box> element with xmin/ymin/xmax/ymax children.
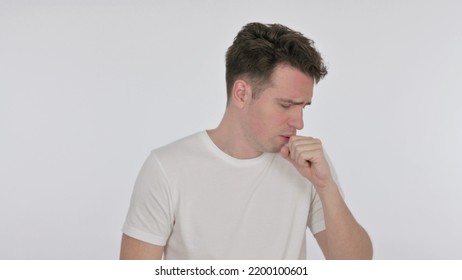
<box><xmin>231</xmin><ymin>79</ymin><xmax>251</xmax><ymax>108</ymax></box>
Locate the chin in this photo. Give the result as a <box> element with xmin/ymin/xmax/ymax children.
<box><xmin>265</xmin><ymin>143</ymin><xmax>284</xmax><ymax>153</ymax></box>
<box><xmin>257</xmin><ymin>137</ymin><xmax>285</xmax><ymax>153</ymax></box>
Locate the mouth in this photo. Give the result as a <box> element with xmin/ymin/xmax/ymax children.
<box><xmin>280</xmin><ymin>135</ymin><xmax>292</xmax><ymax>143</ymax></box>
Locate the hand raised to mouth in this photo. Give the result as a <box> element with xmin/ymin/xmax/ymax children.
<box><xmin>280</xmin><ymin>135</ymin><xmax>335</xmax><ymax>191</ymax></box>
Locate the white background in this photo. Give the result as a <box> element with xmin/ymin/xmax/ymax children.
<box><xmin>1</xmin><ymin>0</ymin><xmax>461</xmax><ymax>259</ymax></box>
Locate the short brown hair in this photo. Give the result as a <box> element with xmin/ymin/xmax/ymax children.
<box><xmin>225</xmin><ymin>22</ymin><xmax>328</xmax><ymax>101</ymax></box>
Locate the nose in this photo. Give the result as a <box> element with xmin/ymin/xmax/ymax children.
<box><xmin>288</xmin><ymin>107</ymin><xmax>304</xmax><ymax>130</ymax></box>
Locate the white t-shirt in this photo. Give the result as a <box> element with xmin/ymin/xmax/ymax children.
<box><xmin>123</xmin><ymin>131</ymin><xmax>328</xmax><ymax>259</ymax></box>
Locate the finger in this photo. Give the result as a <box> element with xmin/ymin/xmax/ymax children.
<box><xmin>289</xmin><ymin>143</ymin><xmax>323</xmax><ymax>164</ymax></box>
<box><xmin>289</xmin><ymin>137</ymin><xmax>321</xmax><ymax>149</ymax></box>
<box><xmin>295</xmin><ymin>150</ymin><xmax>316</xmax><ymax>167</ymax></box>
<box><xmin>288</xmin><ymin>137</ymin><xmax>319</xmax><ymax>154</ymax></box>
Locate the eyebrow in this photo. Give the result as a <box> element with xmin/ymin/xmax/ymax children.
<box><xmin>276</xmin><ymin>98</ymin><xmax>311</xmax><ymax>106</ymax></box>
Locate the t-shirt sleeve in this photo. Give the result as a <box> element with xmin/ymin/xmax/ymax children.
<box><xmin>307</xmin><ymin>149</ymin><xmax>344</xmax><ymax>236</ymax></box>
<box><xmin>122</xmin><ymin>152</ymin><xmax>174</xmax><ymax>246</ymax></box>
<box><xmin>307</xmin><ymin>185</ymin><xmax>326</xmax><ymax>235</ymax></box>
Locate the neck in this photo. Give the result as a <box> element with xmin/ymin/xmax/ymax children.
<box><xmin>207</xmin><ymin>111</ymin><xmax>262</xmax><ymax>159</ymax></box>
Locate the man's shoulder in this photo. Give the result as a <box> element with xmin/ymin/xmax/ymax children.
<box><xmin>151</xmin><ymin>131</ymin><xmax>207</xmax><ymax>160</ymax></box>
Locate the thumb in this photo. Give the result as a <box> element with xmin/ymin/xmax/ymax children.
<box><xmin>279</xmin><ymin>145</ymin><xmax>290</xmax><ymax>160</ymax></box>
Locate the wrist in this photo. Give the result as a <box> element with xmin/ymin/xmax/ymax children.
<box><xmin>315</xmin><ymin>180</ymin><xmax>341</xmax><ymax>199</ymax></box>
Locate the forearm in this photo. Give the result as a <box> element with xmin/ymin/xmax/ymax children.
<box><xmin>318</xmin><ymin>183</ymin><xmax>373</xmax><ymax>260</ymax></box>
<box><xmin>280</xmin><ymin>136</ymin><xmax>373</xmax><ymax>258</ymax></box>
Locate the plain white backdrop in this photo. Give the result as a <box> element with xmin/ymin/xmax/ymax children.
<box><xmin>1</xmin><ymin>0</ymin><xmax>461</xmax><ymax>259</ymax></box>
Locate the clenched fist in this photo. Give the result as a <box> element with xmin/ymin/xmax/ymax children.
<box><xmin>280</xmin><ymin>136</ymin><xmax>335</xmax><ymax>190</ymax></box>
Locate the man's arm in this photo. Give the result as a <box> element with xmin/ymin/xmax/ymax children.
<box><xmin>281</xmin><ymin>136</ymin><xmax>373</xmax><ymax>259</ymax></box>
<box><xmin>119</xmin><ymin>234</ymin><xmax>164</xmax><ymax>260</ymax></box>
<box><xmin>313</xmin><ymin>185</ymin><xmax>373</xmax><ymax>259</ymax></box>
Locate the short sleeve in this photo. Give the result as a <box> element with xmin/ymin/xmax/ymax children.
<box><xmin>307</xmin><ymin>185</ymin><xmax>326</xmax><ymax>235</ymax></box>
<box><xmin>122</xmin><ymin>152</ymin><xmax>174</xmax><ymax>246</ymax></box>
<box><xmin>306</xmin><ymin>148</ymin><xmax>343</xmax><ymax>235</ymax></box>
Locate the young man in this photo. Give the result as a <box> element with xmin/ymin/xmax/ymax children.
<box><xmin>120</xmin><ymin>23</ymin><xmax>373</xmax><ymax>259</ymax></box>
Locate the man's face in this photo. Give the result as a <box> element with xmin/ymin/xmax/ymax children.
<box><xmin>241</xmin><ymin>64</ymin><xmax>314</xmax><ymax>154</ymax></box>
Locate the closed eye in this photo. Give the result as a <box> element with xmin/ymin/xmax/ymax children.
<box><xmin>279</xmin><ymin>103</ymin><xmax>310</xmax><ymax>109</ymax></box>
<box><xmin>276</xmin><ymin>98</ymin><xmax>311</xmax><ymax>109</ymax></box>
